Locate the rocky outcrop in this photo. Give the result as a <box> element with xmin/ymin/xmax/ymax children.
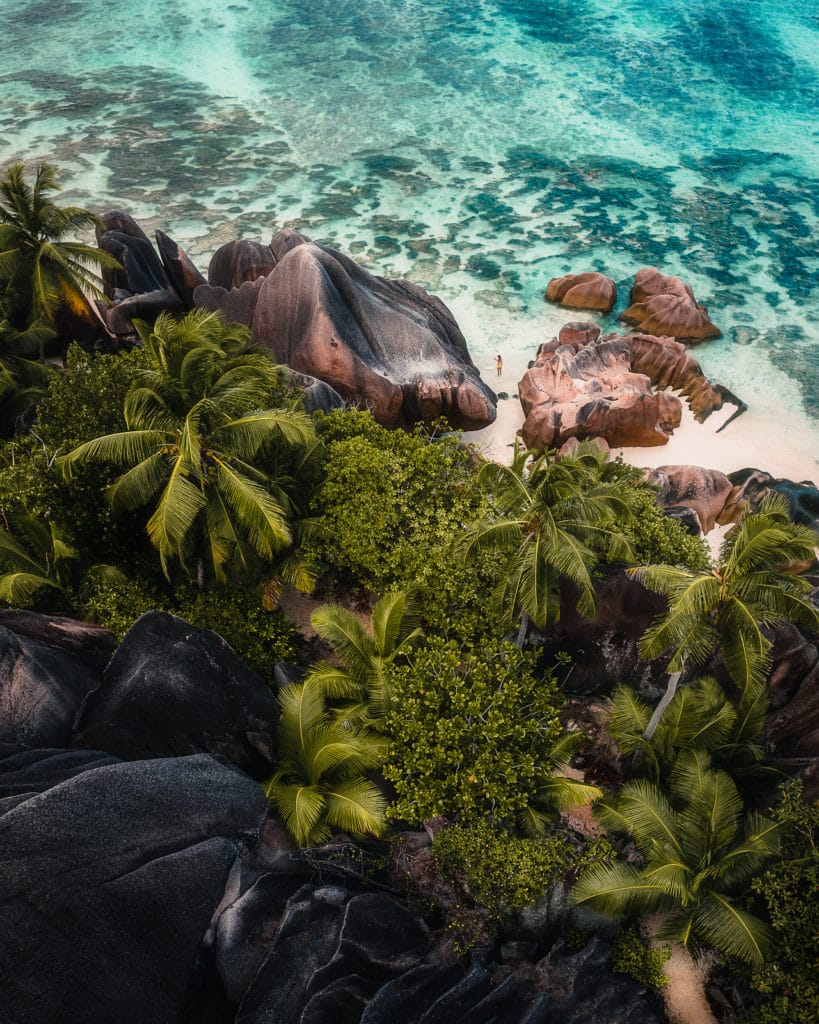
<box><xmin>208</xmin><ymin>238</ymin><xmax>278</xmax><ymax>290</ymax></box>
<box><xmin>764</xmin><ymin>623</ymin><xmax>819</xmax><ymax>766</ymax></box>
<box><xmin>0</xmin><ymin>625</ymin><xmax>104</xmax><ymax>748</ymax></box>
<box><xmin>72</xmin><ymin>611</ymin><xmax>280</xmax><ymax>779</ymax></box>
<box><xmin>646</xmin><ymin>465</ymin><xmax>733</xmax><ymax>534</ymax></box>
<box><xmin>626</xmin><ymin>332</ymin><xmax>744</xmax><ymax>424</ymax></box>
<box><xmin>0</xmin><ymin>745</ymin><xmax>268</xmax><ymax>1024</ymax></box>
<box><xmin>621</xmin><ymin>268</ymin><xmax>721</xmax><ymax>341</ymax></box>
<box><xmin>545</xmin><ymin>273</ymin><xmax>617</xmax><ymax>314</ymax></box>
<box><xmin>197</xmin><ymin>230</ymin><xmax>496</xmax><ymax>430</ymax></box>
<box><xmin>519</xmin><ymin>336</ymin><xmax>682</xmax><ymax>451</ymax></box>
<box><xmin>284</xmin><ymin>368</ymin><xmax>346</xmax><ymax>414</ymax></box>
<box><xmin>718</xmin><ymin>468</ymin><xmax>819</xmax><ymax>530</ymax></box>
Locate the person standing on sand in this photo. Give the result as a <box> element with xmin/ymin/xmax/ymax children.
<box><xmin>496</xmin><ymin>354</ymin><xmax>503</xmax><ymax>376</ymax></box>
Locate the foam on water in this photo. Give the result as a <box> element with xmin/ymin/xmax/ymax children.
<box><xmin>2</xmin><ymin>0</ymin><xmax>817</xmax><ymax>475</ymax></box>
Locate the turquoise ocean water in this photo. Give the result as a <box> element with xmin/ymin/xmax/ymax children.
<box><xmin>2</xmin><ymin>0</ymin><xmax>818</xmax><ymax>469</ymax></box>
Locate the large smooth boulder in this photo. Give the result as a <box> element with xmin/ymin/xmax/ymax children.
<box><xmin>645</xmin><ymin>465</ymin><xmax>733</xmax><ymax>533</ymax></box>
<box><xmin>72</xmin><ymin>611</ymin><xmax>280</xmax><ymax>779</ymax></box>
<box><xmin>518</xmin><ymin>337</ymin><xmax>681</xmax><ymax>451</ymax></box>
<box><xmin>208</xmin><ymin>239</ymin><xmax>278</xmax><ymax>290</ymax></box>
<box><xmin>155</xmin><ymin>229</ymin><xmax>207</xmax><ymax>307</ymax></box>
<box><xmin>197</xmin><ymin>230</ymin><xmax>496</xmax><ymax>431</ymax></box>
<box><xmin>0</xmin><ymin>746</ymin><xmax>268</xmax><ymax>1024</ymax></box>
<box><xmin>764</xmin><ymin>623</ymin><xmax>819</xmax><ymax>765</ymax></box>
<box><xmin>545</xmin><ymin>273</ymin><xmax>617</xmax><ymax>314</ymax></box>
<box><xmin>0</xmin><ymin>625</ymin><xmax>103</xmax><ymax>748</ymax></box>
<box><xmin>620</xmin><ymin>268</ymin><xmax>721</xmax><ymax>341</ymax></box>
<box><xmin>718</xmin><ymin>468</ymin><xmax>819</xmax><ymax>530</ymax></box>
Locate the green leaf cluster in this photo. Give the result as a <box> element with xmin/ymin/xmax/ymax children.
<box><xmin>307</xmin><ymin>410</ymin><xmax>504</xmax><ymax>640</ymax></box>
<box><xmin>432</xmin><ymin>819</ymin><xmax>614</xmax><ymax>915</ymax></box>
<box><xmin>571</xmin><ymin>758</ymin><xmax>780</xmax><ymax>965</ymax></box>
<box><xmin>609</xmin><ymin>926</ymin><xmax>670</xmax><ymax>991</ymax></box>
<box><xmin>607</xmin><ymin>676</ymin><xmax>769</xmax><ymax>784</ymax></box>
<box><xmin>747</xmin><ymin>782</ymin><xmax>818</xmax><ymax>1024</ymax></box>
<box><xmin>265</xmin><ymin>680</ymin><xmax>387</xmax><ymax>846</ymax></box>
<box><xmin>384</xmin><ymin>638</ymin><xmax>599</xmax><ymax>831</ymax></box>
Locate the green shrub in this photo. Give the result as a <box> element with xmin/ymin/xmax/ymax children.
<box><xmin>384</xmin><ymin>639</ymin><xmax>569</xmax><ymax>829</ymax></box>
<box><xmin>308</xmin><ymin>410</ymin><xmax>506</xmax><ymax>641</ymax></box>
<box><xmin>619</xmin><ymin>484</ymin><xmax>711</xmax><ymax>572</ymax></box>
<box><xmin>747</xmin><ymin>782</ymin><xmax>818</xmax><ymax>1024</ymax></box>
<box><xmin>609</xmin><ymin>926</ymin><xmax>670</xmax><ymax>990</ymax></box>
<box><xmin>433</xmin><ymin>820</ymin><xmax>614</xmax><ymax>915</ymax></box>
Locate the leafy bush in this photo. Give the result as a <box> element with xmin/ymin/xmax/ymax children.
<box><xmin>433</xmin><ymin>820</ymin><xmax>613</xmax><ymax>915</ymax></box>
<box><xmin>747</xmin><ymin>781</ymin><xmax>818</xmax><ymax>1024</ymax></box>
<box><xmin>618</xmin><ymin>484</ymin><xmax>711</xmax><ymax>572</ymax></box>
<box><xmin>85</xmin><ymin>577</ymin><xmax>296</xmax><ymax>683</ymax></box>
<box><xmin>384</xmin><ymin>638</ymin><xmax>591</xmax><ymax>830</ymax></box>
<box><xmin>308</xmin><ymin>410</ymin><xmax>506</xmax><ymax>641</ymax></box>
<box><xmin>609</xmin><ymin>926</ymin><xmax>670</xmax><ymax>990</ymax></box>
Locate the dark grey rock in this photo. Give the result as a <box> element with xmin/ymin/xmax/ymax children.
<box><xmin>0</xmin><ymin>626</ymin><xmax>101</xmax><ymax>747</ymax></box>
<box><xmin>0</xmin><ymin>747</ymin><xmax>267</xmax><ymax>1024</ymax></box>
<box><xmin>73</xmin><ymin>611</ymin><xmax>280</xmax><ymax>779</ymax></box>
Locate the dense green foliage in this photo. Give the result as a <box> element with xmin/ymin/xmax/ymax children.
<box><xmin>384</xmin><ymin>638</ymin><xmax>600</xmax><ymax>832</ymax></box>
<box><xmin>747</xmin><ymin>782</ymin><xmax>818</xmax><ymax>1024</ymax></box>
<box><xmin>432</xmin><ymin>819</ymin><xmax>613</xmax><ymax>915</ymax></box>
<box><xmin>60</xmin><ymin>311</ymin><xmax>316</xmax><ymax>587</ymax></box>
<box><xmin>607</xmin><ymin>676</ymin><xmax>769</xmax><ymax>784</ymax></box>
<box><xmin>458</xmin><ymin>441</ymin><xmax>639</xmax><ymax>641</ymax></box>
<box><xmin>0</xmin><ymin>162</ymin><xmax>117</xmax><ymax>333</ymax></box>
<box><xmin>307</xmin><ymin>410</ymin><xmax>505</xmax><ymax>640</ymax></box>
<box><xmin>609</xmin><ymin>926</ymin><xmax>670</xmax><ymax>991</ymax></box>
<box><xmin>572</xmin><ymin>757</ymin><xmax>779</xmax><ymax>965</ymax></box>
<box><xmin>632</xmin><ymin>495</ymin><xmax>819</xmax><ymax>691</ymax></box>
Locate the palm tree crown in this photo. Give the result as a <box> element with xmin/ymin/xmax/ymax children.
<box><xmin>304</xmin><ymin>589</ymin><xmax>422</xmax><ymax>732</ymax></box>
<box><xmin>59</xmin><ymin>310</ymin><xmax>316</xmax><ymax>586</ymax></box>
<box><xmin>459</xmin><ymin>440</ymin><xmax>636</xmax><ymax>639</ymax></box>
<box><xmin>571</xmin><ymin>756</ymin><xmax>779</xmax><ymax>964</ymax></box>
<box><xmin>264</xmin><ymin>681</ymin><xmax>388</xmax><ymax>847</ymax></box>
<box><xmin>631</xmin><ymin>494</ymin><xmax>819</xmax><ymax>692</ymax></box>
<box><xmin>0</xmin><ymin>162</ymin><xmax>117</xmax><ymax>331</ymax></box>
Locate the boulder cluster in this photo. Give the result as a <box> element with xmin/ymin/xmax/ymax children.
<box><xmin>518</xmin><ymin>322</ymin><xmax>744</xmax><ymax>454</ymax></box>
<box><xmin>546</xmin><ymin>268</ymin><xmax>721</xmax><ymax>342</ymax></box>
<box><xmin>95</xmin><ymin>213</ymin><xmax>497</xmax><ymax>432</ymax></box>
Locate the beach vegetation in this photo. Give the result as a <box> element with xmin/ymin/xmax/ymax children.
<box><xmin>383</xmin><ymin>637</ymin><xmax>600</xmax><ymax>833</ymax></box>
<box><xmin>264</xmin><ymin>679</ymin><xmax>388</xmax><ymax>846</ymax></box>
<box><xmin>59</xmin><ymin>310</ymin><xmax>316</xmax><ymax>588</ymax></box>
<box><xmin>0</xmin><ymin>161</ymin><xmax>118</xmax><ymax>347</ymax></box>
<box><xmin>304</xmin><ymin>589</ymin><xmax>422</xmax><ymax>733</ymax></box>
<box><xmin>457</xmin><ymin>439</ymin><xmax>637</xmax><ymax>645</ymax></box>
<box><xmin>571</xmin><ymin>758</ymin><xmax>779</xmax><ymax>965</ymax></box>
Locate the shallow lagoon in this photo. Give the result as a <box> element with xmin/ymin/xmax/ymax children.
<box><xmin>2</xmin><ymin>0</ymin><xmax>817</xmax><ymax>470</ymax></box>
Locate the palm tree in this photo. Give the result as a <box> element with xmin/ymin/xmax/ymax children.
<box><xmin>630</xmin><ymin>494</ymin><xmax>819</xmax><ymax>738</ymax></box>
<box><xmin>264</xmin><ymin>681</ymin><xmax>388</xmax><ymax>846</ymax></box>
<box><xmin>607</xmin><ymin>676</ymin><xmax>769</xmax><ymax>784</ymax></box>
<box><xmin>303</xmin><ymin>589</ymin><xmax>422</xmax><ymax>732</ymax></box>
<box><xmin>0</xmin><ymin>513</ymin><xmax>123</xmax><ymax>607</ymax></box>
<box><xmin>459</xmin><ymin>440</ymin><xmax>636</xmax><ymax>645</ymax></box>
<box><xmin>571</xmin><ymin>757</ymin><xmax>779</xmax><ymax>965</ymax></box>
<box><xmin>59</xmin><ymin>310</ymin><xmax>316</xmax><ymax>587</ymax></box>
<box><xmin>0</xmin><ymin>162</ymin><xmax>118</xmax><ymax>345</ymax></box>
<box><xmin>0</xmin><ymin>319</ymin><xmax>53</xmax><ymax>435</ymax></box>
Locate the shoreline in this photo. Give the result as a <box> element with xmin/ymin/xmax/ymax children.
<box><xmin>464</xmin><ymin>375</ymin><xmax>819</xmax><ymax>490</ymax></box>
